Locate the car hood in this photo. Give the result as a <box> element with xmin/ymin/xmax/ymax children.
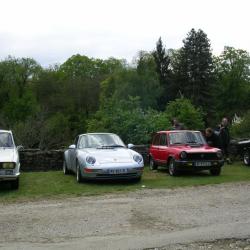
<box><xmin>0</xmin><ymin>148</ymin><xmax>17</xmax><ymax>162</ymax></box>
<box><xmin>172</xmin><ymin>145</ymin><xmax>220</xmax><ymax>153</ymax></box>
<box><xmin>78</xmin><ymin>148</ymin><xmax>135</xmax><ymax>163</ymax></box>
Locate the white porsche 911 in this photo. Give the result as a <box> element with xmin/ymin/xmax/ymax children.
<box><xmin>63</xmin><ymin>133</ymin><xmax>144</xmax><ymax>182</ymax></box>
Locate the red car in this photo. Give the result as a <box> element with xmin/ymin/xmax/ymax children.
<box><xmin>149</xmin><ymin>130</ymin><xmax>224</xmax><ymax>176</ymax></box>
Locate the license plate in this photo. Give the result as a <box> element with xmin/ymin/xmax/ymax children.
<box><xmin>108</xmin><ymin>169</ymin><xmax>128</xmax><ymax>174</ymax></box>
<box><xmin>195</xmin><ymin>162</ymin><xmax>212</xmax><ymax>167</ymax></box>
<box><xmin>0</xmin><ymin>170</ymin><xmax>13</xmax><ymax>175</ymax></box>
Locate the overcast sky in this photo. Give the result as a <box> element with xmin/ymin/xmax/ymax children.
<box><xmin>0</xmin><ymin>0</ymin><xmax>249</xmax><ymax>67</ymax></box>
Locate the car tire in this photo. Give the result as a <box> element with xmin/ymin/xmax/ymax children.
<box><xmin>210</xmin><ymin>167</ymin><xmax>221</xmax><ymax>176</ymax></box>
<box><xmin>168</xmin><ymin>158</ymin><xmax>179</xmax><ymax>176</ymax></box>
<box><xmin>76</xmin><ymin>162</ymin><xmax>83</xmax><ymax>183</ymax></box>
<box><xmin>149</xmin><ymin>156</ymin><xmax>158</xmax><ymax>170</ymax></box>
<box><xmin>11</xmin><ymin>178</ymin><xmax>19</xmax><ymax>190</ymax></box>
<box><xmin>63</xmin><ymin>160</ymin><xmax>70</xmax><ymax>175</ymax></box>
<box><xmin>243</xmin><ymin>151</ymin><xmax>250</xmax><ymax>166</ymax></box>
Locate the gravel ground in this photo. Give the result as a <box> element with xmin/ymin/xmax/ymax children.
<box><xmin>0</xmin><ymin>182</ymin><xmax>250</xmax><ymax>250</ymax></box>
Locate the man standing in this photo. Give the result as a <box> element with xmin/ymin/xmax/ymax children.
<box><xmin>220</xmin><ymin>118</ymin><xmax>231</xmax><ymax>164</ymax></box>
<box><xmin>205</xmin><ymin>128</ymin><xmax>222</xmax><ymax>149</ymax></box>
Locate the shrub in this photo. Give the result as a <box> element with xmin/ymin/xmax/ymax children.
<box><xmin>164</xmin><ymin>98</ymin><xmax>204</xmax><ymax>130</ymax></box>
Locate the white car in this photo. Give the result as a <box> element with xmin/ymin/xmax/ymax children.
<box><xmin>0</xmin><ymin>130</ymin><xmax>21</xmax><ymax>189</ymax></box>
<box><xmin>63</xmin><ymin>133</ymin><xmax>144</xmax><ymax>182</ymax></box>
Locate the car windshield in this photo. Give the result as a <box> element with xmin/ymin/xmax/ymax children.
<box><xmin>0</xmin><ymin>132</ymin><xmax>14</xmax><ymax>148</ymax></box>
<box><xmin>78</xmin><ymin>134</ymin><xmax>125</xmax><ymax>149</ymax></box>
<box><xmin>169</xmin><ymin>131</ymin><xmax>206</xmax><ymax>145</ymax></box>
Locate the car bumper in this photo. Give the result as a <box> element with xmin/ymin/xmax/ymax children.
<box><xmin>175</xmin><ymin>160</ymin><xmax>224</xmax><ymax>171</ymax></box>
<box><xmin>81</xmin><ymin>166</ymin><xmax>144</xmax><ymax>180</ymax></box>
<box><xmin>0</xmin><ymin>172</ymin><xmax>20</xmax><ymax>181</ymax></box>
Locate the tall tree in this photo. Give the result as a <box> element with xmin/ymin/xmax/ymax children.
<box><xmin>214</xmin><ymin>46</ymin><xmax>250</xmax><ymax>117</ymax></box>
<box><xmin>153</xmin><ymin>37</ymin><xmax>172</xmax><ymax>109</ymax></box>
<box><xmin>172</xmin><ymin>29</ymin><xmax>215</xmax><ymax>115</ymax></box>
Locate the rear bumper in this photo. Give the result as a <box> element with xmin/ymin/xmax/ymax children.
<box><xmin>0</xmin><ymin>172</ymin><xmax>20</xmax><ymax>181</ymax></box>
<box><xmin>175</xmin><ymin>160</ymin><xmax>224</xmax><ymax>171</ymax></box>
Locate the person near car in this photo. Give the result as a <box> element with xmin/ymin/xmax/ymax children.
<box><xmin>205</xmin><ymin>128</ymin><xmax>222</xmax><ymax>149</ymax></box>
<box><xmin>171</xmin><ymin>118</ymin><xmax>185</xmax><ymax>130</ymax></box>
<box><xmin>219</xmin><ymin>117</ymin><xmax>231</xmax><ymax>164</ymax></box>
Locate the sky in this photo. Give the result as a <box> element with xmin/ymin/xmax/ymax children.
<box><xmin>0</xmin><ymin>0</ymin><xmax>249</xmax><ymax>67</ymax></box>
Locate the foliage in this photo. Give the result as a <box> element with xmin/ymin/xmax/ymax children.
<box><xmin>164</xmin><ymin>98</ymin><xmax>204</xmax><ymax>130</ymax></box>
<box><xmin>87</xmin><ymin>97</ymin><xmax>171</xmax><ymax>144</ymax></box>
<box><xmin>214</xmin><ymin>47</ymin><xmax>250</xmax><ymax>118</ymax></box>
<box><xmin>172</xmin><ymin>29</ymin><xmax>215</xmax><ymax>114</ymax></box>
<box><xmin>100</xmin><ymin>67</ymin><xmax>162</xmax><ymax>110</ymax></box>
<box><xmin>152</xmin><ymin>37</ymin><xmax>172</xmax><ymax>109</ymax></box>
<box><xmin>231</xmin><ymin>111</ymin><xmax>250</xmax><ymax>138</ymax></box>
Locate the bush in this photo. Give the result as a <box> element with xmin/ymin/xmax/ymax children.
<box><xmin>231</xmin><ymin>111</ymin><xmax>250</xmax><ymax>138</ymax></box>
<box><xmin>164</xmin><ymin>98</ymin><xmax>204</xmax><ymax>130</ymax></box>
<box><xmin>87</xmin><ymin>97</ymin><xmax>171</xmax><ymax>144</ymax></box>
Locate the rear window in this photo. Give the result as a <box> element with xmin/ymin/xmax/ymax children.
<box><xmin>159</xmin><ymin>133</ymin><xmax>167</xmax><ymax>146</ymax></box>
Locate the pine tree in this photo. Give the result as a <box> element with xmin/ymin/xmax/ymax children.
<box><xmin>173</xmin><ymin>29</ymin><xmax>215</xmax><ymax>116</ymax></box>
<box><xmin>153</xmin><ymin>37</ymin><xmax>172</xmax><ymax>110</ymax></box>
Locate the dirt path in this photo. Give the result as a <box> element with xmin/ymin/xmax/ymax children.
<box><xmin>1</xmin><ymin>182</ymin><xmax>250</xmax><ymax>249</ymax></box>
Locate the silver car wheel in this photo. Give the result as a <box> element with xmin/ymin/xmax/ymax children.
<box><xmin>76</xmin><ymin>163</ymin><xmax>83</xmax><ymax>183</ymax></box>
<box><xmin>243</xmin><ymin>151</ymin><xmax>250</xmax><ymax>166</ymax></box>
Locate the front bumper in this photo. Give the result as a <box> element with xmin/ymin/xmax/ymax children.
<box><xmin>175</xmin><ymin>160</ymin><xmax>224</xmax><ymax>171</ymax></box>
<box><xmin>0</xmin><ymin>172</ymin><xmax>20</xmax><ymax>181</ymax></box>
<box><xmin>81</xmin><ymin>165</ymin><xmax>144</xmax><ymax>180</ymax></box>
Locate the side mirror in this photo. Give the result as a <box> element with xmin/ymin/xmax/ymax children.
<box><xmin>69</xmin><ymin>144</ymin><xmax>76</xmax><ymax>149</ymax></box>
<box><xmin>127</xmin><ymin>143</ymin><xmax>134</xmax><ymax>149</ymax></box>
<box><xmin>17</xmin><ymin>145</ymin><xmax>24</xmax><ymax>151</ymax></box>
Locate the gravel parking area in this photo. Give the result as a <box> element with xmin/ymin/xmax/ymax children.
<box><xmin>0</xmin><ymin>182</ymin><xmax>250</xmax><ymax>249</ymax></box>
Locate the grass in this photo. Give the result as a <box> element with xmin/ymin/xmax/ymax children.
<box><xmin>1</xmin><ymin>163</ymin><xmax>250</xmax><ymax>203</ymax></box>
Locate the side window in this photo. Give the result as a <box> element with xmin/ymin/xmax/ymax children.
<box><xmin>152</xmin><ymin>133</ymin><xmax>160</xmax><ymax>146</ymax></box>
<box><xmin>159</xmin><ymin>134</ymin><xmax>167</xmax><ymax>146</ymax></box>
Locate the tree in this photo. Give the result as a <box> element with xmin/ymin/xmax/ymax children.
<box><xmin>214</xmin><ymin>47</ymin><xmax>250</xmax><ymax>118</ymax></box>
<box><xmin>172</xmin><ymin>29</ymin><xmax>215</xmax><ymax>114</ymax></box>
<box><xmin>87</xmin><ymin>97</ymin><xmax>171</xmax><ymax>144</ymax></box>
<box><xmin>153</xmin><ymin>38</ymin><xmax>172</xmax><ymax>109</ymax></box>
<box><xmin>164</xmin><ymin>98</ymin><xmax>204</xmax><ymax>130</ymax></box>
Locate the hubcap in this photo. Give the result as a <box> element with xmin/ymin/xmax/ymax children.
<box><xmin>244</xmin><ymin>153</ymin><xmax>249</xmax><ymax>164</ymax></box>
<box><xmin>169</xmin><ymin>162</ymin><xmax>174</xmax><ymax>175</ymax></box>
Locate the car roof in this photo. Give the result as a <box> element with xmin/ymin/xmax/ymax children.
<box><xmin>0</xmin><ymin>130</ymin><xmax>12</xmax><ymax>133</ymax></box>
<box><xmin>78</xmin><ymin>132</ymin><xmax>117</xmax><ymax>136</ymax></box>
<box><xmin>157</xmin><ymin>130</ymin><xmax>201</xmax><ymax>133</ymax></box>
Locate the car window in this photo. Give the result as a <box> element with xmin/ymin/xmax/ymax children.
<box><xmin>159</xmin><ymin>134</ymin><xmax>167</xmax><ymax>146</ymax></box>
<box><xmin>78</xmin><ymin>134</ymin><xmax>125</xmax><ymax>149</ymax></box>
<box><xmin>152</xmin><ymin>133</ymin><xmax>160</xmax><ymax>146</ymax></box>
<box><xmin>169</xmin><ymin>131</ymin><xmax>206</xmax><ymax>145</ymax></box>
<box><xmin>0</xmin><ymin>132</ymin><xmax>14</xmax><ymax>148</ymax></box>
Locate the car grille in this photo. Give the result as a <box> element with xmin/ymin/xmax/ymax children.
<box><xmin>186</xmin><ymin>153</ymin><xmax>218</xmax><ymax>161</ymax></box>
<box><xmin>96</xmin><ymin>173</ymin><xmax>138</xmax><ymax>179</ymax></box>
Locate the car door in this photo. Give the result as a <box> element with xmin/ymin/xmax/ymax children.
<box><xmin>150</xmin><ymin>133</ymin><xmax>161</xmax><ymax>162</ymax></box>
<box><xmin>158</xmin><ymin>133</ymin><xmax>168</xmax><ymax>164</ymax></box>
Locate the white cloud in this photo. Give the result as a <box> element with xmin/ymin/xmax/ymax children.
<box><xmin>0</xmin><ymin>0</ymin><xmax>249</xmax><ymax>66</ymax></box>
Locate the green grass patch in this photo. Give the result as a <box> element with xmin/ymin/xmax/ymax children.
<box><xmin>1</xmin><ymin>163</ymin><xmax>250</xmax><ymax>203</ymax></box>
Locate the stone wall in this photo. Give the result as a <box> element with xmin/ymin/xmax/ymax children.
<box><xmin>19</xmin><ymin>145</ymin><xmax>149</xmax><ymax>172</ymax></box>
<box><xmin>19</xmin><ymin>149</ymin><xmax>64</xmax><ymax>172</ymax></box>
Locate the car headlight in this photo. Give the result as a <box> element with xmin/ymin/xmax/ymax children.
<box><xmin>216</xmin><ymin>151</ymin><xmax>223</xmax><ymax>159</ymax></box>
<box><xmin>86</xmin><ymin>156</ymin><xmax>96</xmax><ymax>165</ymax></box>
<box><xmin>180</xmin><ymin>151</ymin><xmax>187</xmax><ymax>159</ymax></box>
<box><xmin>133</xmin><ymin>154</ymin><xmax>143</xmax><ymax>163</ymax></box>
<box><xmin>2</xmin><ymin>162</ymin><xmax>15</xmax><ymax>169</ymax></box>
